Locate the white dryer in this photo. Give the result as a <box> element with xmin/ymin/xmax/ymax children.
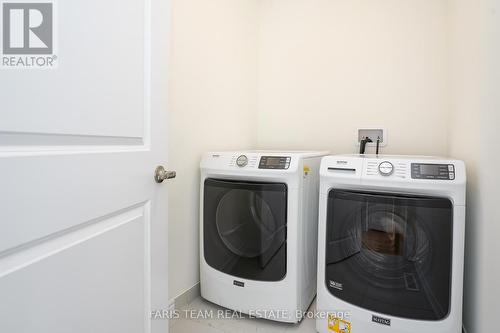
<box><xmin>200</xmin><ymin>151</ymin><xmax>328</xmax><ymax>323</ymax></box>
<box><xmin>316</xmin><ymin>155</ymin><xmax>466</xmax><ymax>333</ymax></box>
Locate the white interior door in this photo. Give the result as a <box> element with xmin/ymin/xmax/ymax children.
<box><xmin>0</xmin><ymin>0</ymin><xmax>170</xmax><ymax>332</ymax></box>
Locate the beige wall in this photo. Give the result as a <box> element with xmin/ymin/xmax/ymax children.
<box><xmin>257</xmin><ymin>0</ymin><xmax>450</xmax><ymax>156</ymax></box>
<box><xmin>449</xmin><ymin>1</ymin><xmax>500</xmax><ymax>331</ymax></box>
<box><xmin>169</xmin><ymin>3</ymin><xmax>500</xmax><ymax>330</ymax></box>
<box><xmin>448</xmin><ymin>0</ymin><xmax>483</xmax><ymax>331</ymax></box>
<box><xmin>168</xmin><ymin>0</ymin><xmax>259</xmax><ymax>299</ymax></box>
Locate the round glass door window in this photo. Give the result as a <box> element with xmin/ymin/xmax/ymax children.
<box><xmin>216</xmin><ymin>189</ymin><xmax>278</xmax><ymax>258</ymax></box>
<box><xmin>355</xmin><ymin>205</ymin><xmax>431</xmax><ymax>289</ymax></box>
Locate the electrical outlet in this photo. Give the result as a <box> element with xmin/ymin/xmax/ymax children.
<box><xmin>357</xmin><ymin>128</ymin><xmax>387</xmax><ymax>147</ymax></box>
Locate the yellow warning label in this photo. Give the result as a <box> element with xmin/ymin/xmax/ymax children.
<box><xmin>328</xmin><ymin>313</ymin><xmax>351</xmax><ymax>333</ymax></box>
<box><xmin>303</xmin><ymin>166</ymin><xmax>311</xmax><ymax>176</ymax></box>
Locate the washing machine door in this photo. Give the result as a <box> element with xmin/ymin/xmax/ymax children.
<box><xmin>324</xmin><ymin>190</ymin><xmax>453</xmax><ymax>320</ymax></box>
<box><xmin>203</xmin><ymin>178</ymin><xmax>287</xmax><ymax>282</ymax></box>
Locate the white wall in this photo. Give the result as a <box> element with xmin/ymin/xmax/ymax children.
<box><xmin>449</xmin><ymin>1</ymin><xmax>500</xmax><ymax>331</ymax></box>
<box><xmin>257</xmin><ymin>0</ymin><xmax>450</xmax><ymax>156</ymax></box>
<box><xmin>168</xmin><ymin>0</ymin><xmax>259</xmax><ymax>299</ymax></box>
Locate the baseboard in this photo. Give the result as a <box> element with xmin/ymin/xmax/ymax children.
<box><xmin>173</xmin><ymin>282</ymin><xmax>200</xmax><ymax>310</ymax></box>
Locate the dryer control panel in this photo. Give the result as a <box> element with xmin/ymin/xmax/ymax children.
<box><xmin>411</xmin><ymin>163</ymin><xmax>455</xmax><ymax>180</ymax></box>
<box><xmin>258</xmin><ymin>156</ymin><xmax>291</xmax><ymax>169</ymax></box>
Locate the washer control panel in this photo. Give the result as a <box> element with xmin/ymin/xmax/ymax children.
<box><xmin>259</xmin><ymin>156</ymin><xmax>291</xmax><ymax>170</ymax></box>
<box><xmin>366</xmin><ymin>160</ymin><xmax>407</xmax><ymax>179</ymax></box>
<box><xmin>411</xmin><ymin>163</ymin><xmax>455</xmax><ymax>180</ymax></box>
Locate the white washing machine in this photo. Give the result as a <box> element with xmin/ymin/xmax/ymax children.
<box><xmin>200</xmin><ymin>151</ymin><xmax>328</xmax><ymax>323</ymax></box>
<box><xmin>316</xmin><ymin>155</ymin><xmax>466</xmax><ymax>333</ymax></box>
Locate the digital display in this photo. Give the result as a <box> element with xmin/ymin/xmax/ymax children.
<box><xmin>420</xmin><ymin>164</ymin><xmax>440</xmax><ymax>176</ymax></box>
<box><xmin>411</xmin><ymin>163</ymin><xmax>454</xmax><ymax>180</ymax></box>
<box><xmin>265</xmin><ymin>157</ymin><xmax>282</xmax><ymax>166</ymax></box>
<box><xmin>259</xmin><ymin>156</ymin><xmax>290</xmax><ymax>169</ymax></box>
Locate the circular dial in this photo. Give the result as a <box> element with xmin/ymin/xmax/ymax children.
<box><xmin>236</xmin><ymin>155</ymin><xmax>248</xmax><ymax>167</ymax></box>
<box><xmin>378</xmin><ymin>161</ymin><xmax>394</xmax><ymax>176</ymax></box>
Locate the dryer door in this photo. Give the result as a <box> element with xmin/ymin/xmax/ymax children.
<box><xmin>203</xmin><ymin>178</ymin><xmax>287</xmax><ymax>282</ymax></box>
<box><xmin>324</xmin><ymin>190</ymin><xmax>453</xmax><ymax>320</ymax></box>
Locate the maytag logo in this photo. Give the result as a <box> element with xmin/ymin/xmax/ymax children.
<box><xmin>329</xmin><ymin>280</ymin><xmax>343</xmax><ymax>291</ymax></box>
<box><xmin>372</xmin><ymin>315</ymin><xmax>391</xmax><ymax>326</ymax></box>
<box><xmin>233</xmin><ymin>280</ymin><xmax>244</xmax><ymax>287</ymax></box>
<box><xmin>336</xmin><ymin>160</ymin><xmax>348</xmax><ymax>165</ymax></box>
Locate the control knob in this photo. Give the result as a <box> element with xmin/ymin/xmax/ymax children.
<box><xmin>236</xmin><ymin>155</ymin><xmax>248</xmax><ymax>167</ymax></box>
<box><xmin>378</xmin><ymin>161</ymin><xmax>394</xmax><ymax>176</ymax></box>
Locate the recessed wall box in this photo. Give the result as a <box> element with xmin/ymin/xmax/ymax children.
<box><xmin>357</xmin><ymin>128</ymin><xmax>387</xmax><ymax>147</ymax></box>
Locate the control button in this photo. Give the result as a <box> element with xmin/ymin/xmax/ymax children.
<box><xmin>378</xmin><ymin>161</ymin><xmax>394</xmax><ymax>176</ymax></box>
<box><xmin>449</xmin><ymin>172</ymin><xmax>455</xmax><ymax>180</ymax></box>
<box><xmin>448</xmin><ymin>165</ymin><xmax>454</xmax><ymax>172</ymax></box>
<box><xmin>236</xmin><ymin>155</ymin><xmax>248</xmax><ymax>167</ymax></box>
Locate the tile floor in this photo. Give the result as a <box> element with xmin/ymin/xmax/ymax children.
<box><xmin>171</xmin><ymin>297</ymin><xmax>317</xmax><ymax>333</ymax></box>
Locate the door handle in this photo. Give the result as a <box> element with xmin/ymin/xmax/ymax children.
<box><xmin>154</xmin><ymin>166</ymin><xmax>176</xmax><ymax>183</ymax></box>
